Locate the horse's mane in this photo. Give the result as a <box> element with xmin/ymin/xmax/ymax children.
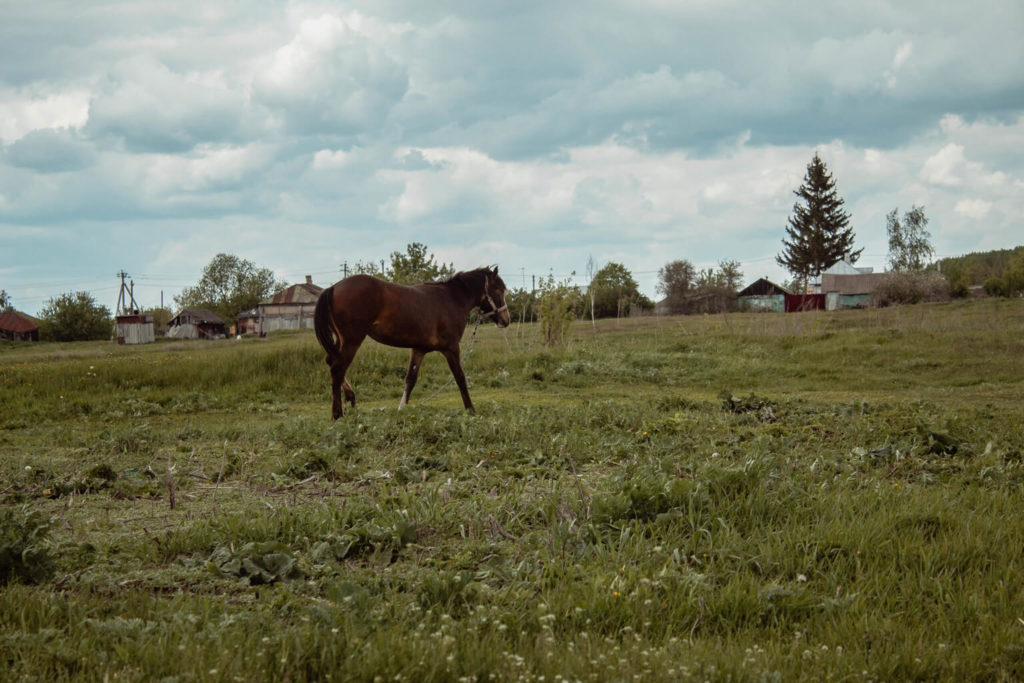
<box><xmin>437</xmin><ymin>267</ymin><xmax>492</xmax><ymax>292</ymax></box>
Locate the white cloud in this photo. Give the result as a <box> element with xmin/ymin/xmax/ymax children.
<box><xmin>893</xmin><ymin>42</ymin><xmax>913</xmax><ymax>71</ymax></box>
<box><xmin>955</xmin><ymin>199</ymin><xmax>993</xmax><ymax>219</ymax></box>
<box><xmin>140</xmin><ymin>143</ymin><xmax>273</xmax><ymax>195</ymax></box>
<box><xmin>86</xmin><ymin>55</ymin><xmax>247</xmax><ymax>152</ymax></box>
<box><xmin>885</xmin><ymin>41</ymin><xmax>913</xmax><ymax>88</ymax></box>
<box><xmin>921</xmin><ymin>144</ymin><xmax>966</xmax><ymax>186</ymax></box>
<box><xmin>0</xmin><ymin>89</ymin><xmax>90</xmax><ymax>143</ymax></box>
<box><xmin>312</xmin><ymin>149</ymin><xmax>352</xmax><ymax>170</ymax></box>
<box><xmin>253</xmin><ymin>12</ymin><xmax>408</xmax><ymax>135</ymax></box>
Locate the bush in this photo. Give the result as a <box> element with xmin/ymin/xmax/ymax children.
<box><xmin>537</xmin><ymin>276</ymin><xmax>578</xmax><ymax>347</ymax></box>
<box><xmin>0</xmin><ymin>506</ymin><xmax>56</xmax><ymax>584</ymax></box>
<box><xmin>871</xmin><ymin>271</ymin><xmax>950</xmax><ymax>306</ymax></box>
<box><xmin>39</xmin><ymin>291</ymin><xmax>112</xmax><ymax>341</ymax></box>
<box><xmin>983</xmin><ymin>277</ymin><xmax>1007</xmax><ymax>297</ymax></box>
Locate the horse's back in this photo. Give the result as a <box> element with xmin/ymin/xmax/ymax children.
<box><xmin>331</xmin><ymin>275</ymin><xmax>389</xmax><ymax>321</ymax></box>
<box><xmin>331</xmin><ymin>275</ymin><xmax>420</xmax><ymax>329</ymax></box>
<box><xmin>331</xmin><ymin>276</ymin><xmax>459</xmax><ymax>350</ymax></box>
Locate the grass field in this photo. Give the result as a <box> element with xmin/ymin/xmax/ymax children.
<box><xmin>2</xmin><ymin>299</ymin><xmax>1023</xmax><ymax>681</ymax></box>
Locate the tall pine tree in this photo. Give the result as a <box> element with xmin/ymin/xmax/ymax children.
<box><xmin>776</xmin><ymin>153</ymin><xmax>861</xmax><ymax>288</ymax></box>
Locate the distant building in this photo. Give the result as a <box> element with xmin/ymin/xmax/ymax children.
<box><xmin>820</xmin><ymin>260</ymin><xmax>886</xmax><ymax>310</ymax></box>
<box><xmin>785</xmin><ymin>293</ymin><xmax>826</xmax><ymax>312</ymax></box>
<box><xmin>0</xmin><ymin>311</ymin><xmax>40</xmax><ymax>342</ymax></box>
<box><xmin>737</xmin><ymin>278</ymin><xmax>790</xmax><ymax>313</ymax></box>
<box><xmin>256</xmin><ymin>276</ymin><xmax>323</xmax><ymax>334</ymax></box>
<box><xmin>115</xmin><ymin>314</ymin><xmax>155</xmax><ymax>345</ymax></box>
<box><xmin>167</xmin><ymin>308</ymin><xmax>227</xmax><ymax>339</ymax></box>
<box><xmin>236</xmin><ymin>308</ymin><xmax>260</xmax><ymax>336</ymax></box>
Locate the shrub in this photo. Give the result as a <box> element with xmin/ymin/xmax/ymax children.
<box><xmin>871</xmin><ymin>271</ymin><xmax>950</xmax><ymax>306</ymax></box>
<box><xmin>536</xmin><ymin>276</ymin><xmax>578</xmax><ymax>347</ymax></box>
<box><xmin>0</xmin><ymin>506</ymin><xmax>56</xmax><ymax>584</ymax></box>
<box><xmin>984</xmin><ymin>276</ymin><xmax>1008</xmax><ymax>297</ymax></box>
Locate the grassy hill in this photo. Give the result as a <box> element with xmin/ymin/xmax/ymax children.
<box><xmin>2</xmin><ymin>299</ymin><xmax>1023</xmax><ymax>680</ymax></box>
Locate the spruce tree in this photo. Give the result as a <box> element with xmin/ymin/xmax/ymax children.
<box><xmin>776</xmin><ymin>153</ymin><xmax>861</xmax><ymax>288</ymax></box>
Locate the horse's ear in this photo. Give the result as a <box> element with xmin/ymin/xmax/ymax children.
<box><xmin>491</xmin><ymin>264</ymin><xmax>499</xmax><ymax>275</ymax></box>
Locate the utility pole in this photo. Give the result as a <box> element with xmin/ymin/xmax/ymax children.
<box><xmin>115</xmin><ymin>270</ymin><xmax>138</xmax><ymax>316</ymax></box>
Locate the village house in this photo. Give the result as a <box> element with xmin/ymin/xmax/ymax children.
<box><xmin>820</xmin><ymin>260</ymin><xmax>886</xmax><ymax>310</ymax></box>
<box><xmin>737</xmin><ymin>278</ymin><xmax>790</xmax><ymax>313</ymax></box>
<box><xmin>167</xmin><ymin>308</ymin><xmax>227</xmax><ymax>339</ymax></box>
<box><xmin>236</xmin><ymin>308</ymin><xmax>260</xmax><ymax>336</ymax></box>
<box><xmin>0</xmin><ymin>311</ymin><xmax>40</xmax><ymax>342</ymax></box>
<box><xmin>115</xmin><ymin>314</ymin><xmax>155</xmax><ymax>345</ymax></box>
<box><xmin>254</xmin><ymin>275</ymin><xmax>323</xmax><ymax>334</ymax></box>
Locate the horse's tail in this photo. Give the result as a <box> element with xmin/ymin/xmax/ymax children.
<box><xmin>314</xmin><ymin>285</ymin><xmax>339</xmax><ymax>365</ymax></box>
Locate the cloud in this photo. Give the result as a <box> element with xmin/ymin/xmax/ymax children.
<box><xmin>139</xmin><ymin>143</ymin><xmax>274</xmax><ymax>195</ymax></box>
<box><xmin>253</xmin><ymin>12</ymin><xmax>408</xmax><ymax>136</ymax></box>
<box><xmin>85</xmin><ymin>55</ymin><xmax>249</xmax><ymax>153</ymax></box>
<box><xmin>2</xmin><ymin>1</ymin><xmax>1024</xmax><ymax>307</ymax></box>
<box><xmin>3</xmin><ymin>128</ymin><xmax>95</xmax><ymax>172</ymax></box>
<box><xmin>0</xmin><ymin>88</ymin><xmax>90</xmax><ymax>143</ymax></box>
<box><xmin>312</xmin><ymin>149</ymin><xmax>352</xmax><ymax>170</ymax></box>
<box><xmin>885</xmin><ymin>42</ymin><xmax>913</xmax><ymax>88</ymax></box>
<box><xmin>955</xmin><ymin>199</ymin><xmax>993</xmax><ymax>219</ymax></box>
<box><xmin>921</xmin><ymin>144</ymin><xmax>966</xmax><ymax>186</ymax></box>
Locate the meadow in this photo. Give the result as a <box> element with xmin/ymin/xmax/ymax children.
<box><xmin>1</xmin><ymin>299</ymin><xmax>1023</xmax><ymax>681</ymax></box>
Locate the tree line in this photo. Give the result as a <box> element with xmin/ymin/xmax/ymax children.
<box><xmin>6</xmin><ymin>153</ymin><xmax>1020</xmax><ymax>343</ymax></box>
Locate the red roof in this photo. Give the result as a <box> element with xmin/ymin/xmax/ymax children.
<box><xmin>0</xmin><ymin>311</ymin><xmax>40</xmax><ymax>333</ymax></box>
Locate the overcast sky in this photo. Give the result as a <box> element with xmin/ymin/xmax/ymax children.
<box><xmin>2</xmin><ymin>0</ymin><xmax>1023</xmax><ymax>314</ymax></box>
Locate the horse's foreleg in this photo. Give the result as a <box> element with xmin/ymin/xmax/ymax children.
<box><xmin>399</xmin><ymin>349</ymin><xmax>426</xmax><ymax>409</ymax></box>
<box><xmin>441</xmin><ymin>349</ymin><xmax>475</xmax><ymax>413</ymax></box>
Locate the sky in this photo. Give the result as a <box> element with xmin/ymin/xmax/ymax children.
<box><xmin>2</xmin><ymin>0</ymin><xmax>1023</xmax><ymax>315</ymax></box>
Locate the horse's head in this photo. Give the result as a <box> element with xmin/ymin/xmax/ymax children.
<box><xmin>481</xmin><ymin>266</ymin><xmax>511</xmax><ymax>328</ymax></box>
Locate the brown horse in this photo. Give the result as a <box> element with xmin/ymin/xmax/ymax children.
<box><xmin>313</xmin><ymin>266</ymin><xmax>510</xmax><ymax>419</ymax></box>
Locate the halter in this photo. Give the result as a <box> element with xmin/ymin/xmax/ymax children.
<box><xmin>479</xmin><ymin>292</ymin><xmax>508</xmax><ymax>319</ymax></box>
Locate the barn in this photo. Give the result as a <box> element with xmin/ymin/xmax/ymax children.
<box><xmin>257</xmin><ymin>275</ymin><xmax>322</xmax><ymax>334</ymax></box>
<box><xmin>167</xmin><ymin>308</ymin><xmax>227</xmax><ymax>339</ymax></box>
<box><xmin>821</xmin><ymin>268</ymin><xmax>887</xmax><ymax>310</ymax></box>
<box><xmin>236</xmin><ymin>308</ymin><xmax>260</xmax><ymax>336</ymax></box>
<box><xmin>737</xmin><ymin>278</ymin><xmax>790</xmax><ymax>313</ymax></box>
<box><xmin>0</xmin><ymin>311</ymin><xmax>40</xmax><ymax>342</ymax></box>
<box><xmin>115</xmin><ymin>314</ymin><xmax>155</xmax><ymax>344</ymax></box>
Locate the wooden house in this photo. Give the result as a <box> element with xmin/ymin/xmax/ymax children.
<box><xmin>167</xmin><ymin>308</ymin><xmax>227</xmax><ymax>339</ymax></box>
<box><xmin>257</xmin><ymin>276</ymin><xmax>322</xmax><ymax>334</ymax></box>
<box><xmin>737</xmin><ymin>278</ymin><xmax>790</xmax><ymax>313</ymax></box>
<box><xmin>821</xmin><ymin>260</ymin><xmax>886</xmax><ymax>310</ymax></box>
<box><xmin>236</xmin><ymin>308</ymin><xmax>260</xmax><ymax>336</ymax></box>
<box><xmin>0</xmin><ymin>311</ymin><xmax>40</xmax><ymax>341</ymax></box>
<box><xmin>115</xmin><ymin>314</ymin><xmax>155</xmax><ymax>344</ymax></box>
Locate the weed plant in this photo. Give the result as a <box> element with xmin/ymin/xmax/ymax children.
<box><xmin>1</xmin><ymin>299</ymin><xmax>1023</xmax><ymax>680</ymax></box>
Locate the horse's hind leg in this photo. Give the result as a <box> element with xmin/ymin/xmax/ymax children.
<box><xmin>330</xmin><ymin>364</ymin><xmax>347</xmax><ymax>419</ymax></box>
<box><xmin>399</xmin><ymin>348</ymin><xmax>426</xmax><ymax>409</ymax></box>
<box><xmin>329</xmin><ymin>337</ymin><xmax>363</xmax><ymax>419</ymax></box>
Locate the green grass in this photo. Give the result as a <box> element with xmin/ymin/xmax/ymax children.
<box><xmin>2</xmin><ymin>299</ymin><xmax>1024</xmax><ymax>681</ymax></box>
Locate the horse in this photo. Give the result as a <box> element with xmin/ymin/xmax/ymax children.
<box><xmin>313</xmin><ymin>266</ymin><xmax>510</xmax><ymax>419</ymax></box>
